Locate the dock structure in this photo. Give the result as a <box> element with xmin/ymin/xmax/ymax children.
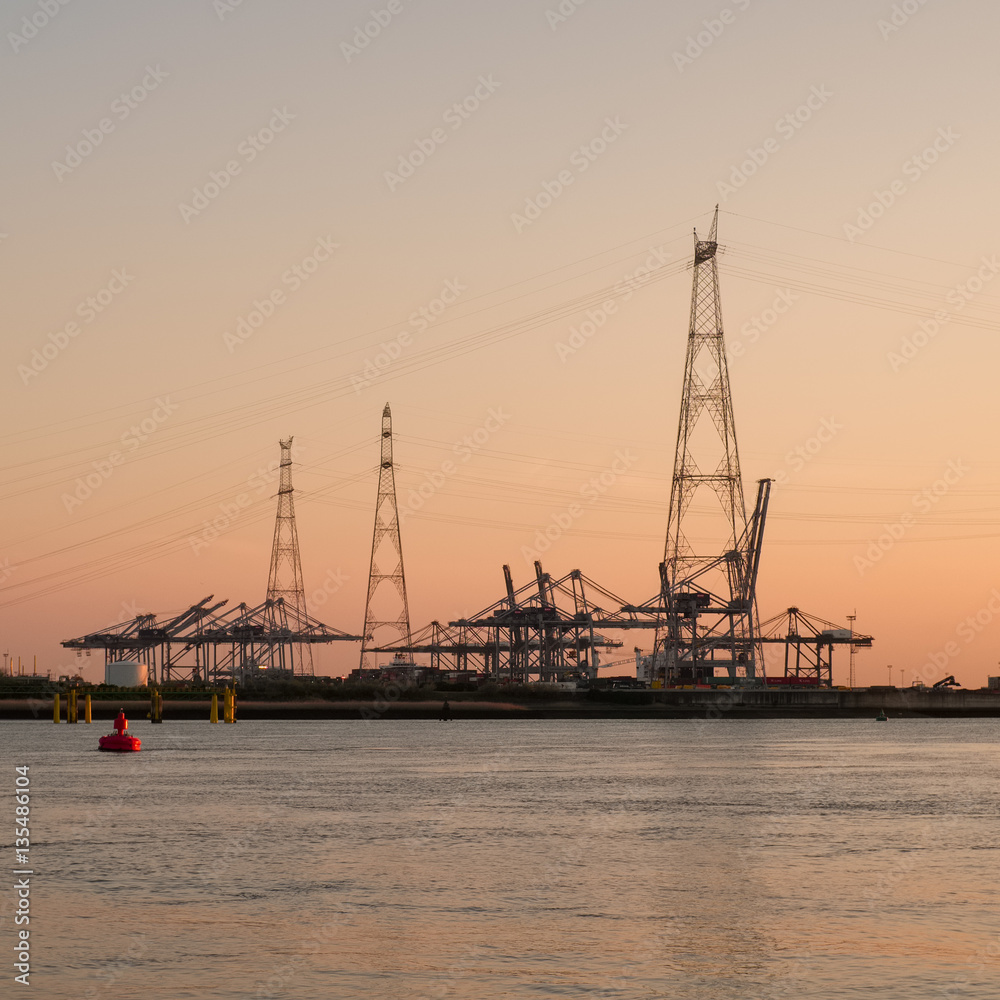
<box><xmin>61</xmin><ymin>596</ymin><xmax>361</xmax><ymax>685</ymax></box>
<box><xmin>758</xmin><ymin>608</ymin><xmax>874</xmax><ymax>687</ymax></box>
<box><xmin>369</xmin><ymin>562</ymin><xmax>624</xmax><ymax>683</ymax></box>
<box><xmin>58</xmin><ymin>211</ymin><xmax>873</xmax><ymax>690</ymax></box>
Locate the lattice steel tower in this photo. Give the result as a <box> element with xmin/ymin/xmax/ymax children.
<box><xmin>664</xmin><ymin>207</ymin><xmax>746</xmax><ymax>573</ymax></box>
<box><xmin>360</xmin><ymin>403</ymin><xmax>411</xmax><ymax>670</ymax></box>
<box><xmin>266</xmin><ymin>437</ymin><xmax>312</xmax><ymax>674</ymax></box>
<box><xmin>655</xmin><ymin>207</ymin><xmax>767</xmax><ymax>685</ymax></box>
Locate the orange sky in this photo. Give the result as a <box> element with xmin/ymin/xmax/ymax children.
<box><xmin>4</xmin><ymin>1</ymin><xmax>1000</xmax><ymax>687</ymax></box>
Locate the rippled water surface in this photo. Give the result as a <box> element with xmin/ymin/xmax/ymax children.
<box><xmin>3</xmin><ymin>717</ymin><xmax>999</xmax><ymax>998</ymax></box>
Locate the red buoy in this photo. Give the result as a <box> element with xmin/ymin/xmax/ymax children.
<box><xmin>98</xmin><ymin>709</ymin><xmax>141</xmax><ymax>752</ymax></box>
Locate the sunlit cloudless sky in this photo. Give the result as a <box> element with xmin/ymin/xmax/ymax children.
<box><xmin>3</xmin><ymin>0</ymin><xmax>1000</xmax><ymax>684</ymax></box>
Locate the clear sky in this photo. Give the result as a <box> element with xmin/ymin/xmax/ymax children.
<box><xmin>3</xmin><ymin>0</ymin><xmax>1000</xmax><ymax>687</ymax></box>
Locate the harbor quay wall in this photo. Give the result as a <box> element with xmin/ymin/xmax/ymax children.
<box><xmin>646</xmin><ymin>686</ymin><xmax>1000</xmax><ymax>717</ymax></box>
<box><xmin>2</xmin><ymin>687</ymin><xmax>1000</xmax><ymax>720</ymax></box>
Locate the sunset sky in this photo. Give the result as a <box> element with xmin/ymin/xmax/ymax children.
<box><xmin>4</xmin><ymin>0</ymin><xmax>1000</xmax><ymax>686</ymax></box>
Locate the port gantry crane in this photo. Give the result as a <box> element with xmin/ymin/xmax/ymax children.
<box><xmin>757</xmin><ymin>608</ymin><xmax>873</xmax><ymax>686</ymax></box>
<box><xmin>624</xmin><ymin>478</ymin><xmax>773</xmax><ymax>687</ymax></box>
<box><xmin>62</xmin><ymin>595</ymin><xmax>361</xmax><ymax>685</ymax></box>
<box><xmin>369</xmin><ymin>561</ymin><xmax>625</xmax><ymax>683</ymax></box>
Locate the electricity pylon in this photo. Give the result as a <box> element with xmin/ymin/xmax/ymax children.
<box><xmin>360</xmin><ymin>403</ymin><xmax>412</xmax><ymax>670</ymax></box>
<box><xmin>266</xmin><ymin>437</ymin><xmax>312</xmax><ymax>674</ymax></box>
<box><xmin>654</xmin><ymin>207</ymin><xmax>768</xmax><ymax>686</ymax></box>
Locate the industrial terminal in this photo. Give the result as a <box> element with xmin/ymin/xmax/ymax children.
<box><xmin>5</xmin><ymin>210</ymin><xmax>999</xmax><ymax>719</ymax></box>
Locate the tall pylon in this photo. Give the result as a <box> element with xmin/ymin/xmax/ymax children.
<box><xmin>266</xmin><ymin>437</ymin><xmax>313</xmax><ymax>674</ymax></box>
<box><xmin>655</xmin><ymin>207</ymin><xmax>766</xmax><ymax>686</ymax></box>
<box><xmin>664</xmin><ymin>206</ymin><xmax>747</xmax><ymax>574</ymax></box>
<box><xmin>360</xmin><ymin>403</ymin><xmax>411</xmax><ymax>670</ymax></box>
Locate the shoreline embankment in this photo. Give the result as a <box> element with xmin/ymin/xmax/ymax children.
<box><xmin>4</xmin><ymin>686</ymin><xmax>1000</xmax><ymax>720</ymax></box>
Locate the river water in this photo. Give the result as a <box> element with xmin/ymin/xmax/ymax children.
<box><xmin>3</xmin><ymin>717</ymin><xmax>998</xmax><ymax>998</ymax></box>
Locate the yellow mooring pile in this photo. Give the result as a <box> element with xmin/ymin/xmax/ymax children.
<box><xmin>212</xmin><ymin>687</ymin><xmax>237</xmax><ymax>723</ymax></box>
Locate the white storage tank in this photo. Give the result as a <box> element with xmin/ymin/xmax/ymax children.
<box><xmin>105</xmin><ymin>660</ymin><xmax>147</xmax><ymax>687</ymax></box>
